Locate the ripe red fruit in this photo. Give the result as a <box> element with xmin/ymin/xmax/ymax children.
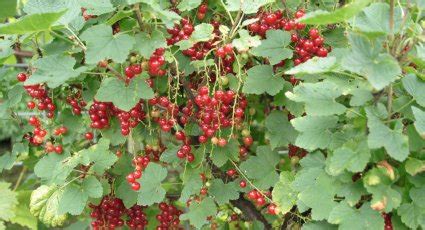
<box><xmin>175</xmin><ymin>131</ymin><xmax>186</xmax><ymax>141</ymax></box>
<box><xmin>131</xmin><ymin>182</ymin><xmax>140</xmax><ymax>190</ymax></box>
<box><xmin>132</xmin><ymin>64</ymin><xmax>142</xmax><ymax>74</ymax></box>
<box><xmin>247</xmin><ymin>190</ymin><xmax>258</xmax><ymax>200</ymax></box>
<box><xmin>316</xmin><ymin>47</ymin><xmax>328</xmax><ymax>57</ymax></box>
<box><xmin>295</xmin><ymin>9</ymin><xmax>305</xmax><ymax>18</ymax></box>
<box><xmin>223</xmin><ymin>44</ymin><xmax>233</xmax><ymax>54</ymax></box>
<box><xmin>309</xmin><ymin>28</ymin><xmax>320</xmax><ymax>39</ymax></box>
<box><xmin>200</xmin><ymin>188</ymin><xmax>208</xmax><ymax>195</ymax></box>
<box><xmin>217</xmin><ymin>138</ymin><xmax>227</xmax><ymax>147</ymax></box>
<box><xmin>27</xmin><ymin>101</ymin><xmax>36</xmax><ymax>109</ymax></box>
<box><xmin>226</xmin><ymin>169</ymin><xmax>236</xmax><ymax>177</ymax></box>
<box><xmin>176</xmin><ymin>150</ymin><xmax>186</xmax><ymax>159</ymax></box>
<box><xmin>133</xmin><ymin>170</ymin><xmax>142</xmax><ymax>179</ymax></box>
<box><xmin>187</xmin><ymin>153</ymin><xmax>195</xmax><ymax>162</ymax></box>
<box><xmin>267</xmin><ymin>204</ymin><xmax>278</xmax><ymax>215</ymax></box>
<box><xmin>126</xmin><ymin>173</ymin><xmax>135</xmax><ymax>183</ymax></box>
<box><xmin>198</xmin><ymin>3</ymin><xmax>208</xmax><ymax>14</ymax></box>
<box><xmin>264</xmin><ymin>13</ymin><xmax>277</xmax><ymax>25</ymax></box>
<box><xmin>215</xmin><ymin>48</ymin><xmax>226</xmax><ymax>58</ymax></box>
<box><xmin>125</xmin><ymin>66</ymin><xmax>135</xmax><ymax>78</ymax></box>
<box><xmin>54</xmin><ymin>145</ymin><xmax>63</xmax><ymax>154</ymax></box>
<box><xmin>256</xmin><ymin>197</ymin><xmax>266</xmax><ymax>206</ymax></box>
<box><xmin>243</xmin><ymin>136</ymin><xmax>253</xmax><ymax>147</ymax></box>
<box><xmin>239</xmin><ymin>180</ymin><xmax>247</xmax><ymax>188</ymax></box>
<box><xmin>85</xmin><ymin>132</ymin><xmax>94</xmax><ymax>140</ymax></box>
<box><xmin>16</xmin><ymin>73</ymin><xmax>27</xmax><ymax>82</ymax></box>
<box><xmin>197</xmin><ymin>12</ymin><xmax>205</xmax><ymax>20</ymax></box>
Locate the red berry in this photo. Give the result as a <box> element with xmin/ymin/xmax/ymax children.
<box><xmin>264</xmin><ymin>13</ymin><xmax>277</xmax><ymax>25</ymax></box>
<box><xmin>223</xmin><ymin>44</ymin><xmax>233</xmax><ymax>54</ymax></box>
<box><xmin>125</xmin><ymin>66</ymin><xmax>135</xmax><ymax>78</ymax></box>
<box><xmin>239</xmin><ymin>180</ymin><xmax>247</xmax><ymax>188</ymax></box>
<box><xmin>17</xmin><ymin>73</ymin><xmax>27</xmax><ymax>82</ymax></box>
<box><xmin>131</xmin><ymin>182</ymin><xmax>140</xmax><ymax>190</ymax></box>
<box><xmin>267</xmin><ymin>204</ymin><xmax>278</xmax><ymax>215</ymax></box>
<box><xmin>175</xmin><ymin>131</ymin><xmax>186</xmax><ymax>141</ymax></box>
<box><xmin>309</xmin><ymin>28</ymin><xmax>320</xmax><ymax>39</ymax></box>
<box><xmin>126</xmin><ymin>173</ymin><xmax>136</xmax><ymax>183</ymax></box>
<box><xmin>133</xmin><ymin>170</ymin><xmax>142</xmax><ymax>179</ymax></box>
<box><xmin>198</xmin><ymin>3</ymin><xmax>208</xmax><ymax>14</ymax></box>
<box><xmin>316</xmin><ymin>47</ymin><xmax>328</xmax><ymax>57</ymax></box>
<box><xmin>27</xmin><ymin>101</ymin><xmax>36</xmax><ymax>110</ymax></box>
<box><xmin>54</xmin><ymin>145</ymin><xmax>63</xmax><ymax>154</ymax></box>
<box><xmin>85</xmin><ymin>132</ymin><xmax>94</xmax><ymax>140</ymax></box>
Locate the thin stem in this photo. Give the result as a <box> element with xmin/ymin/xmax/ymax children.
<box><xmin>106</xmin><ymin>64</ymin><xmax>125</xmax><ymax>81</ymax></box>
<box><xmin>387</xmin><ymin>85</ymin><xmax>393</xmax><ymax>120</ymax></box>
<box><xmin>13</xmin><ymin>166</ymin><xmax>27</xmax><ymax>191</ymax></box>
<box><xmin>134</xmin><ymin>3</ymin><xmax>144</xmax><ymax>31</ymax></box>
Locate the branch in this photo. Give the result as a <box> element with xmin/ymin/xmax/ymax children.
<box><xmin>13</xmin><ymin>50</ymin><xmax>33</xmax><ymax>57</ymax></box>
<box><xmin>133</xmin><ymin>3</ymin><xmax>144</xmax><ymax>31</ymax></box>
<box><xmin>207</xmin><ymin>159</ymin><xmax>272</xmax><ymax>229</ymax></box>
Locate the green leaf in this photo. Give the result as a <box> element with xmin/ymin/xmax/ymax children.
<box><xmin>239</xmin><ymin>146</ymin><xmax>279</xmax><ymax>189</ymax></box>
<box><xmin>225</xmin><ymin>0</ymin><xmax>274</xmax><ymax>14</ymax></box>
<box><xmin>80</xmin><ymin>0</ymin><xmax>115</xmax><ymax>15</ymax></box>
<box><xmin>0</xmin><ymin>182</ymin><xmax>17</xmax><ymax>221</ymax></box>
<box><xmin>0</xmin><ymin>11</ymin><xmax>65</xmax><ymax>34</ymax></box>
<box><xmin>34</xmin><ymin>153</ymin><xmax>79</xmax><ymax>185</ymax></box>
<box><xmin>412</xmin><ymin>106</ymin><xmax>425</xmax><ymax>139</ymax></box>
<box><xmin>366</xmin><ymin>108</ymin><xmax>409</xmax><ymax>161</ymax></box>
<box><xmin>80</xmin><ymin>24</ymin><xmax>135</xmax><ymax>64</ymax></box>
<box><xmin>298</xmin><ymin>0</ymin><xmax>372</xmax><ymax>25</ymax></box>
<box><xmin>397</xmin><ymin>203</ymin><xmax>425</xmax><ymax>229</ymax></box>
<box><xmin>177</xmin><ymin>0</ymin><xmax>201</xmax><ymax>11</ymax></box>
<box><xmin>0</xmin><ymin>143</ymin><xmax>28</xmax><ymax>173</ymax></box>
<box><xmin>24</xmin><ymin>0</ymin><xmax>82</xmax><ymax>26</ymax></box>
<box><xmin>58</xmin><ymin>184</ymin><xmax>86</xmax><ymax>215</ymax></box>
<box><xmin>299</xmin><ymin>173</ymin><xmax>339</xmax><ymax>220</ymax></box>
<box><xmin>115</xmin><ymin>180</ymin><xmax>137</xmax><ymax>208</ymax></box>
<box><xmin>24</xmin><ymin>55</ymin><xmax>86</xmax><ymax>88</ymax></box>
<box><xmin>363</xmin><ymin>167</ymin><xmax>401</xmax><ymax>212</ymax></box>
<box><xmin>231</xmin><ymin>29</ymin><xmax>261</xmax><ymax>52</ymax></box>
<box><xmin>10</xmin><ymin>191</ymin><xmax>38</xmax><ymax>230</ymax></box>
<box><xmin>210</xmin><ymin>138</ymin><xmax>239</xmax><ymax>167</ymax></box>
<box><xmin>180</xmin><ymin>197</ymin><xmax>217</xmax><ymax>229</ymax></box>
<box><xmin>342</xmin><ymin>33</ymin><xmax>401</xmax><ymax>90</ymax></box>
<box><xmin>58</xmin><ymin>177</ymin><xmax>102</xmax><ymax>215</ymax></box>
<box><xmin>410</xmin><ymin>185</ymin><xmax>425</xmax><ymax>207</ymax></box>
<box><xmin>286</xmin><ymin>81</ymin><xmax>346</xmax><ymax>116</ymax></box>
<box><xmin>209</xmin><ymin>179</ymin><xmax>239</xmax><ymax>205</ymax></box>
<box><xmin>265</xmin><ymin>110</ymin><xmax>297</xmax><ymax>149</ymax></box>
<box><xmin>159</xmin><ymin>142</ymin><xmax>181</xmax><ymax>164</ymax></box>
<box><xmin>291</xmin><ymin>116</ymin><xmax>338</xmax><ymax>150</ymax></box>
<box><xmin>179</xmin><ymin>168</ymin><xmax>203</xmax><ymax>203</ymax></box>
<box><xmin>328</xmin><ymin>202</ymin><xmax>384</xmax><ymax>230</ymax></box>
<box><xmin>250</xmin><ymin>30</ymin><xmax>292</xmax><ymax>65</ymax></box>
<box><xmin>351</xmin><ymin>3</ymin><xmax>403</xmax><ymax>35</ymax></box>
<box><xmin>272</xmin><ymin>172</ymin><xmax>297</xmax><ymax>215</ymax></box>
<box><xmin>30</xmin><ymin>185</ymin><xmax>67</xmax><ymax>227</ymax></box>
<box><xmin>302</xmin><ymin>221</ymin><xmax>337</xmax><ymax>230</ymax></box>
<box><xmin>95</xmin><ymin>77</ymin><xmax>154</xmax><ymax>111</ymax></box>
<box><xmin>242</xmin><ymin>65</ymin><xmax>285</xmax><ymax>96</ymax></box>
<box><xmin>79</xmin><ymin>138</ymin><xmax>118</xmax><ymax>174</ymax></box>
<box><xmin>134</xmin><ymin>31</ymin><xmax>167</xmax><ymax>59</ymax></box>
<box><xmin>285</xmin><ymin>56</ymin><xmax>337</xmax><ymax>75</ymax></box>
<box><xmin>337</xmin><ymin>180</ymin><xmax>367</xmax><ymax>207</ymax></box>
<box><xmin>326</xmin><ymin>138</ymin><xmax>370</xmax><ymax>176</ymax></box>
<box><xmin>405</xmin><ymin>158</ymin><xmax>425</xmax><ymax>176</ymax></box>
<box><xmin>402</xmin><ymin>74</ymin><xmax>425</xmax><ymax>107</ymax></box>
<box><xmin>175</xmin><ymin>23</ymin><xmax>214</xmax><ymax>50</ymax></box>
<box><xmin>137</xmin><ymin>163</ymin><xmax>167</xmax><ymax>206</ymax></box>
<box><xmin>0</xmin><ymin>0</ymin><xmax>17</xmax><ymax>19</ymax></box>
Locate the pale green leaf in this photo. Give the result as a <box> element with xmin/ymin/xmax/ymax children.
<box><xmin>366</xmin><ymin>108</ymin><xmax>409</xmax><ymax>161</ymax></box>
<box><xmin>80</xmin><ymin>0</ymin><xmax>115</xmax><ymax>15</ymax></box>
<box><xmin>0</xmin><ymin>182</ymin><xmax>17</xmax><ymax>221</ymax></box>
<box><xmin>24</xmin><ymin>55</ymin><xmax>86</xmax><ymax>88</ymax></box>
<box><xmin>265</xmin><ymin>110</ymin><xmax>297</xmax><ymax>149</ymax></box>
<box><xmin>95</xmin><ymin>77</ymin><xmax>154</xmax><ymax>111</ymax></box>
<box><xmin>10</xmin><ymin>191</ymin><xmax>38</xmax><ymax>230</ymax></box>
<box><xmin>291</xmin><ymin>116</ymin><xmax>338</xmax><ymax>150</ymax></box>
<box><xmin>328</xmin><ymin>202</ymin><xmax>384</xmax><ymax>230</ymax></box>
<box><xmin>285</xmin><ymin>56</ymin><xmax>337</xmax><ymax>75</ymax></box>
<box><xmin>210</xmin><ymin>138</ymin><xmax>239</xmax><ymax>167</ymax></box>
<box><xmin>225</xmin><ymin>0</ymin><xmax>274</xmax><ymax>14</ymax></box>
<box><xmin>177</xmin><ymin>0</ymin><xmax>201</xmax><ymax>11</ymax></box>
<box><xmin>351</xmin><ymin>3</ymin><xmax>403</xmax><ymax>35</ymax></box>
<box><xmin>30</xmin><ymin>185</ymin><xmax>67</xmax><ymax>227</ymax></box>
<box><xmin>402</xmin><ymin>74</ymin><xmax>425</xmax><ymax>107</ymax></box>
<box><xmin>272</xmin><ymin>172</ymin><xmax>297</xmax><ymax>215</ymax></box>
<box><xmin>24</xmin><ymin>0</ymin><xmax>82</xmax><ymax>26</ymax></box>
<box><xmin>412</xmin><ymin>106</ymin><xmax>425</xmax><ymax>138</ymax></box>
<box><xmin>137</xmin><ymin>163</ymin><xmax>167</xmax><ymax>206</ymax></box>
<box><xmin>232</xmin><ymin>29</ymin><xmax>261</xmax><ymax>52</ymax></box>
<box><xmin>134</xmin><ymin>31</ymin><xmax>167</xmax><ymax>59</ymax></box>
<box><xmin>0</xmin><ymin>0</ymin><xmax>17</xmax><ymax>19</ymax></box>
<box><xmin>298</xmin><ymin>0</ymin><xmax>373</xmax><ymax>25</ymax></box>
<box><xmin>239</xmin><ymin>146</ymin><xmax>279</xmax><ymax>189</ymax></box>
<box><xmin>405</xmin><ymin>158</ymin><xmax>425</xmax><ymax>176</ymax></box>
<box><xmin>397</xmin><ymin>203</ymin><xmax>425</xmax><ymax>229</ymax></box>
<box><xmin>0</xmin><ymin>11</ymin><xmax>65</xmax><ymax>34</ymax></box>
<box><xmin>80</xmin><ymin>24</ymin><xmax>136</xmax><ymax>64</ymax></box>
<box><xmin>58</xmin><ymin>184</ymin><xmax>87</xmax><ymax>215</ymax></box>
<box><xmin>242</xmin><ymin>65</ymin><xmax>285</xmax><ymax>96</ymax></box>
<box><xmin>250</xmin><ymin>30</ymin><xmax>292</xmax><ymax>65</ymax></box>
<box><xmin>209</xmin><ymin>179</ymin><xmax>239</xmax><ymax>205</ymax></box>
<box><xmin>286</xmin><ymin>81</ymin><xmax>346</xmax><ymax>116</ymax></box>
<box><xmin>180</xmin><ymin>197</ymin><xmax>217</xmax><ymax>229</ymax></box>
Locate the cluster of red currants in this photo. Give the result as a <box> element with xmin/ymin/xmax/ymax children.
<box><xmin>288</xmin><ymin>144</ymin><xmax>308</xmax><ymax>159</ymax></box>
<box><xmin>66</xmin><ymin>95</ymin><xmax>86</xmax><ymax>115</ymax></box>
<box><xmin>26</xmin><ymin>116</ymin><xmax>44</xmax><ymax>146</ymax></box>
<box><xmin>148</xmin><ymin>96</ymin><xmax>179</xmax><ymax>133</ymax></box>
<box><xmin>166</xmin><ymin>18</ymin><xmax>194</xmax><ymax>45</ymax></box>
<box><xmin>292</xmin><ymin>28</ymin><xmax>328</xmax><ymax>66</ymax></box>
<box><xmin>126</xmin><ymin>205</ymin><xmax>149</xmax><ymax>229</ymax></box>
<box><xmin>148</xmin><ymin>48</ymin><xmax>166</xmax><ymax>76</ymax></box>
<box><xmin>196</xmin><ymin>3</ymin><xmax>208</xmax><ymax>20</ymax></box>
<box><xmin>89</xmin><ymin>196</ymin><xmax>126</xmax><ymax>230</ymax></box>
<box><xmin>88</xmin><ymin>100</ymin><xmax>146</xmax><ymax>136</ymax></box>
<box><xmin>383</xmin><ymin>213</ymin><xmax>393</xmax><ymax>230</ymax></box>
<box><xmin>18</xmin><ymin>72</ymin><xmax>57</xmax><ymax>119</ymax></box>
<box><xmin>144</xmin><ymin>144</ymin><xmax>166</xmax><ymax>162</ymax></box>
<box><xmin>248</xmin><ymin>9</ymin><xmax>306</xmax><ymax>37</ymax></box>
<box><xmin>124</xmin><ymin>63</ymin><xmax>143</xmax><ymax>80</ymax></box>
<box><xmin>156</xmin><ymin>202</ymin><xmax>183</xmax><ymax>229</ymax></box>
<box><xmin>126</xmin><ymin>155</ymin><xmax>150</xmax><ymax>190</ymax></box>
<box><xmin>246</xmin><ymin>189</ymin><xmax>270</xmax><ymax>207</ymax></box>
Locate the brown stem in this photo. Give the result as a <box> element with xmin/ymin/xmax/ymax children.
<box><xmin>105</xmin><ymin>64</ymin><xmax>125</xmax><ymax>81</ymax></box>
<box><xmin>134</xmin><ymin>3</ymin><xmax>144</xmax><ymax>31</ymax></box>
<box><xmin>13</xmin><ymin>50</ymin><xmax>34</xmax><ymax>57</ymax></box>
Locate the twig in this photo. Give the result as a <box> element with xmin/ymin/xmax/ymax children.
<box><xmin>105</xmin><ymin>64</ymin><xmax>125</xmax><ymax>81</ymax></box>
<box><xmin>3</xmin><ymin>63</ymin><xmax>29</xmax><ymax>68</ymax></box>
<box><xmin>13</xmin><ymin>50</ymin><xmax>33</xmax><ymax>57</ymax></box>
<box><xmin>13</xmin><ymin>166</ymin><xmax>27</xmax><ymax>191</ymax></box>
<box><xmin>387</xmin><ymin>85</ymin><xmax>393</xmax><ymax>120</ymax></box>
<box><xmin>134</xmin><ymin>3</ymin><xmax>144</xmax><ymax>31</ymax></box>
